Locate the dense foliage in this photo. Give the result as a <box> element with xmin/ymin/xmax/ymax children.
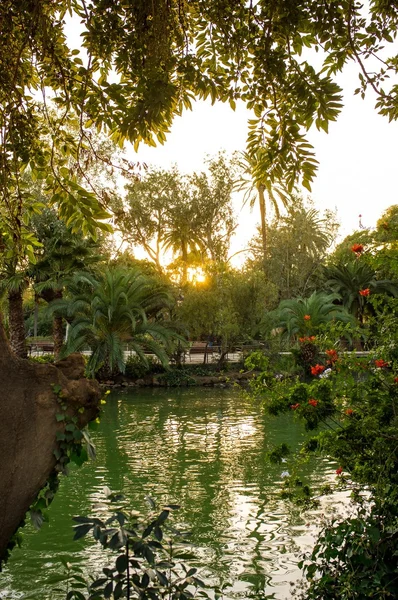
<box><xmin>54</xmin><ymin>267</ymin><xmax>179</xmax><ymax>377</ymax></box>
<box><xmin>4</xmin><ymin>1</ymin><xmax>398</xmax><ymax>596</ymax></box>
<box><xmin>248</xmin><ymin>303</ymin><xmax>398</xmax><ymax>599</ymax></box>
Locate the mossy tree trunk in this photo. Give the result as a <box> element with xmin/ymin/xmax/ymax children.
<box><xmin>0</xmin><ymin>319</ymin><xmax>100</xmax><ymax>563</ymax></box>
<box><xmin>8</xmin><ymin>288</ymin><xmax>27</xmax><ymax>358</ymax></box>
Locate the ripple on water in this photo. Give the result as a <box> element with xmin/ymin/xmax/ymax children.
<box><xmin>1</xmin><ymin>388</ymin><xmax>346</xmax><ymax>599</ymax></box>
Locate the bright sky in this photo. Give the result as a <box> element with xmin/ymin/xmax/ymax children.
<box><xmin>64</xmin><ymin>14</ymin><xmax>398</xmax><ymax>265</ymax></box>
<box><xmin>130</xmin><ymin>61</ymin><xmax>398</xmax><ymax>263</ymax></box>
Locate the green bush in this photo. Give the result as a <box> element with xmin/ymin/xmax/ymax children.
<box><xmin>158</xmin><ymin>369</ymin><xmax>196</xmax><ymax>387</ymax></box>
<box><xmin>124</xmin><ymin>355</ymin><xmax>165</xmax><ymax>379</ymax></box>
<box><xmin>251</xmin><ymin>340</ymin><xmax>398</xmax><ymax>599</ymax></box>
<box><xmin>29</xmin><ymin>354</ymin><xmax>55</xmax><ymax>364</ymax></box>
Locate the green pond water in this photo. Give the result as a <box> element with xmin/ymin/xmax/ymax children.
<box><xmin>1</xmin><ymin>387</ymin><xmax>341</xmax><ymax>599</ymax></box>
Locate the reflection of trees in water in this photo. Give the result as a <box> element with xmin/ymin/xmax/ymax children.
<box><xmin>2</xmin><ymin>388</ymin><xmax>333</xmax><ymax>599</ymax></box>
<box><xmin>93</xmin><ymin>388</ymin><xmax>331</xmax><ymax>597</ymax></box>
<box><xmin>106</xmin><ymin>390</ymin><xmax>310</xmax><ymax>588</ymax></box>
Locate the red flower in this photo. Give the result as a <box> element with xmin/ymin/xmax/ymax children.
<box><xmin>335</xmin><ymin>467</ymin><xmax>343</xmax><ymax>475</ymax></box>
<box><xmin>311</xmin><ymin>364</ymin><xmax>325</xmax><ymax>376</ymax></box>
<box><xmin>303</xmin><ymin>314</ymin><xmax>311</xmax><ymax>321</ymax></box>
<box><xmin>308</xmin><ymin>398</ymin><xmax>318</xmax><ymax>407</ymax></box>
<box><xmin>291</xmin><ymin>403</ymin><xmax>300</xmax><ymax>410</ymax></box>
<box><xmin>345</xmin><ymin>408</ymin><xmax>354</xmax><ymax>416</ymax></box>
<box><xmin>359</xmin><ymin>288</ymin><xmax>370</xmax><ymax>297</ymax></box>
<box><xmin>394</xmin><ymin>377</ymin><xmax>398</xmax><ymax>383</ymax></box>
<box><xmin>351</xmin><ymin>243</ymin><xmax>364</xmax><ymax>254</ymax></box>
<box><xmin>326</xmin><ymin>349</ymin><xmax>338</xmax><ymax>362</ymax></box>
<box><xmin>375</xmin><ymin>359</ymin><xmax>389</xmax><ymax>368</ymax></box>
<box><xmin>299</xmin><ymin>335</ymin><xmax>317</xmax><ymax>343</ymax></box>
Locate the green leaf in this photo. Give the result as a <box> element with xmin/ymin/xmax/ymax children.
<box><xmin>116</xmin><ymin>554</ymin><xmax>128</xmax><ymax>573</ymax></box>
<box><xmin>156</xmin><ymin>570</ymin><xmax>168</xmax><ymax>586</ymax></box>
<box><xmin>157</xmin><ymin>510</ymin><xmax>169</xmax><ymax>524</ymax></box>
<box><xmin>73</xmin><ymin>524</ymin><xmax>93</xmax><ymax>540</ymax></box>
<box><xmin>154</xmin><ymin>525</ymin><xmax>163</xmax><ymax>541</ymax></box>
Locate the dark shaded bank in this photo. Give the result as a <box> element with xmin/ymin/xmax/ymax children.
<box><xmin>0</xmin><ymin>329</ymin><xmax>101</xmax><ymax>563</ymax></box>
<box><xmin>99</xmin><ymin>363</ymin><xmax>256</xmax><ymax>389</ymax></box>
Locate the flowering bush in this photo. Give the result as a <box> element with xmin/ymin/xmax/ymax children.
<box><xmin>310</xmin><ymin>364</ymin><xmax>325</xmax><ymax>376</ymax></box>
<box><xmin>299</xmin><ymin>335</ymin><xmax>316</xmax><ymax>343</ymax></box>
<box><xmin>359</xmin><ymin>287</ymin><xmax>370</xmax><ymax>296</ymax></box>
<box><xmin>351</xmin><ymin>243</ymin><xmax>364</xmax><ymax>254</ymax></box>
<box><xmin>248</xmin><ymin>340</ymin><xmax>398</xmax><ymax>599</ymax></box>
<box><xmin>325</xmin><ymin>348</ymin><xmax>338</xmax><ymax>363</ymax></box>
<box><xmin>375</xmin><ymin>358</ymin><xmax>389</xmax><ymax>368</ymax></box>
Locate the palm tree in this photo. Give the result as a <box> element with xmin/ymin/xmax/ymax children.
<box><xmin>324</xmin><ymin>261</ymin><xmax>398</xmax><ymax>324</ymax></box>
<box><xmin>30</xmin><ymin>209</ymin><xmax>103</xmax><ymax>358</ymax></box>
<box><xmin>163</xmin><ymin>202</ymin><xmax>205</xmax><ymax>284</ymax></box>
<box><xmin>0</xmin><ymin>272</ymin><xmax>29</xmax><ymax>358</ymax></box>
<box><xmin>52</xmin><ymin>267</ymin><xmax>180</xmax><ymax>377</ymax></box>
<box><xmin>236</xmin><ymin>150</ymin><xmax>290</xmax><ymax>265</ymax></box>
<box><xmin>273</xmin><ymin>291</ymin><xmax>352</xmax><ymax>339</ymax></box>
<box><xmin>282</xmin><ymin>207</ymin><xmax>334</xmax><ymax>259</ymax></box>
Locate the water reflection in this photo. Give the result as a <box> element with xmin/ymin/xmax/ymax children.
<box><xmin>1</xmin><ymin>388</ymin><xmax>338</xmax><ymax>599</ymax></box>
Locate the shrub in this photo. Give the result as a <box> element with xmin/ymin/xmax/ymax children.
<box><xmin>124</xmin><ymin>355</ymin><xmax>165</xmax><ymax>380</ymax></box>
<box><xmin>29</xmin><ymin>354</ymin><xmax>55</xmax><ymax>364</ymax></box>
<box><xmin>57</xmin><ymin>489</ymin><xmax>212</xmax><ymax>600</ymax></box>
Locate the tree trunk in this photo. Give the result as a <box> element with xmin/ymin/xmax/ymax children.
<box><xmin>8</xmin><ymin>288</ymin><xmax>27</xmax><ymax>358</ymax></box>
<box><xmin>53</xmin><ymin>315</ymin><xmax>64</xmax><ymax>359</ymax></box>
<box><xmin>181</xmin><ymin>241</ymin><xmax>188</xmax><ymax>284</ymax></box>
<box><xmin>0</xmin><ymin>317</ymin><xmax>100</xmax><ymax>563</ymax></box>
<box><xmin>53</xmin><ymin>291</ymin><xmax>64</xmax><ymax>359</ymax></box>
<box><xmin>258</xmin><ymin>184</ymin><xmax>267</xmax><ymax>272</ymax></box>
<box><xmin>34</xmin><ymin>296</ymin><xmax>39</xmax><ymax>338</ymax></box>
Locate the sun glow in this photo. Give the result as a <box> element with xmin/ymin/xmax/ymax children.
<box><xmin>187</xmin><ymin>267</ymin><xmax>206</xmax><ymax>284</ymax></box>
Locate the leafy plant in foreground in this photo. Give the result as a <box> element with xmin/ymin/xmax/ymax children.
<box><xmin>62</xmin><ymin>489</ymin><xmax>210</xmax><ymax>600</ymax></box>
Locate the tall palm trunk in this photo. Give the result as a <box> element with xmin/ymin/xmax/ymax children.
<box><xmin>53</xmin><ymin>291</ymin><xmax>64</xmax><ymax>359</ymax></box>
<box><xmin>33</xmin><ymin>295</ymin><xmax>39</xmax><ymax>338</ymax></box>
<box><xmin>258</xmin><ymin>184</ymin><xmax>267</xmax><ymax>271</ymax></box>
<box><xmin>181</xmin><ymin>240</ymin><xmax>188</xmax><ymax>284</ymax></box>
<box><xmin>0</xmin><ymin>312</ymin><xmax>12</xmax><ymax>362</ymax></box>
<box><xmin>8</xmin><ymin>289</ymin><xmax>27</xmax><ymax>358</ymax></box>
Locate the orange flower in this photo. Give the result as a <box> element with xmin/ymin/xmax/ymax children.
<box><xmin>304</xmin><ymin>314</ymin><xmax>311</xmax><ymax>321</ymax></box>
<box><xmin>291</xmin><ymin>403</ymin><xmax>300</xmax><ymax>410</ymax></box>
<box><xmin>299</xmin><ymin>335</ymin><xmax>316</xmax><ymax>343</ymax></box>
<box><xmin>326</xmin><ymin>349</ymin><xmax>338</xmax><ymax>362</ymax></box>
<box><xmin>359</xmin><ymin>288</ymin><xmax>370</xmax><ymax>297</ymax></box>
<box><xmin>351</xmin><ymin>243</ymin><xmax>364</xmax><ymax>254</ymax></box>
<box><xmin>375</xmin><ymin>359</ymin><xmax>389</xmax><ymax>368</ymax></box>
<box><xmin>335</xmin><ymin>467</ymin><xmax>343</xmax><ymax>475</ymax></box>
<box><xmin>311</xmin><ymin>364</ymin><xmax>325</xmax><ymax>376</ymax></box>
<box><xmin>345</xmin><ymin>408</ymin><xmax>354</xmax><ymax>416</ymax></box>
<box><xmin>308</xmin><ymin>398</ymin><xmax>318</xmax><ymax>407</ymax></box>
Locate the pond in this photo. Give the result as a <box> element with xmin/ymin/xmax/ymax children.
<box><xmin>1</xmin><ymin>387</ymin><xmax>342</xmax><ymax>599</ymax></box>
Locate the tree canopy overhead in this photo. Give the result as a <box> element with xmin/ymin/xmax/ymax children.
<box><xmin>3</xmin><ymin>0</ymin><xmax>398</xmax><ymax>207</ymax></box>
